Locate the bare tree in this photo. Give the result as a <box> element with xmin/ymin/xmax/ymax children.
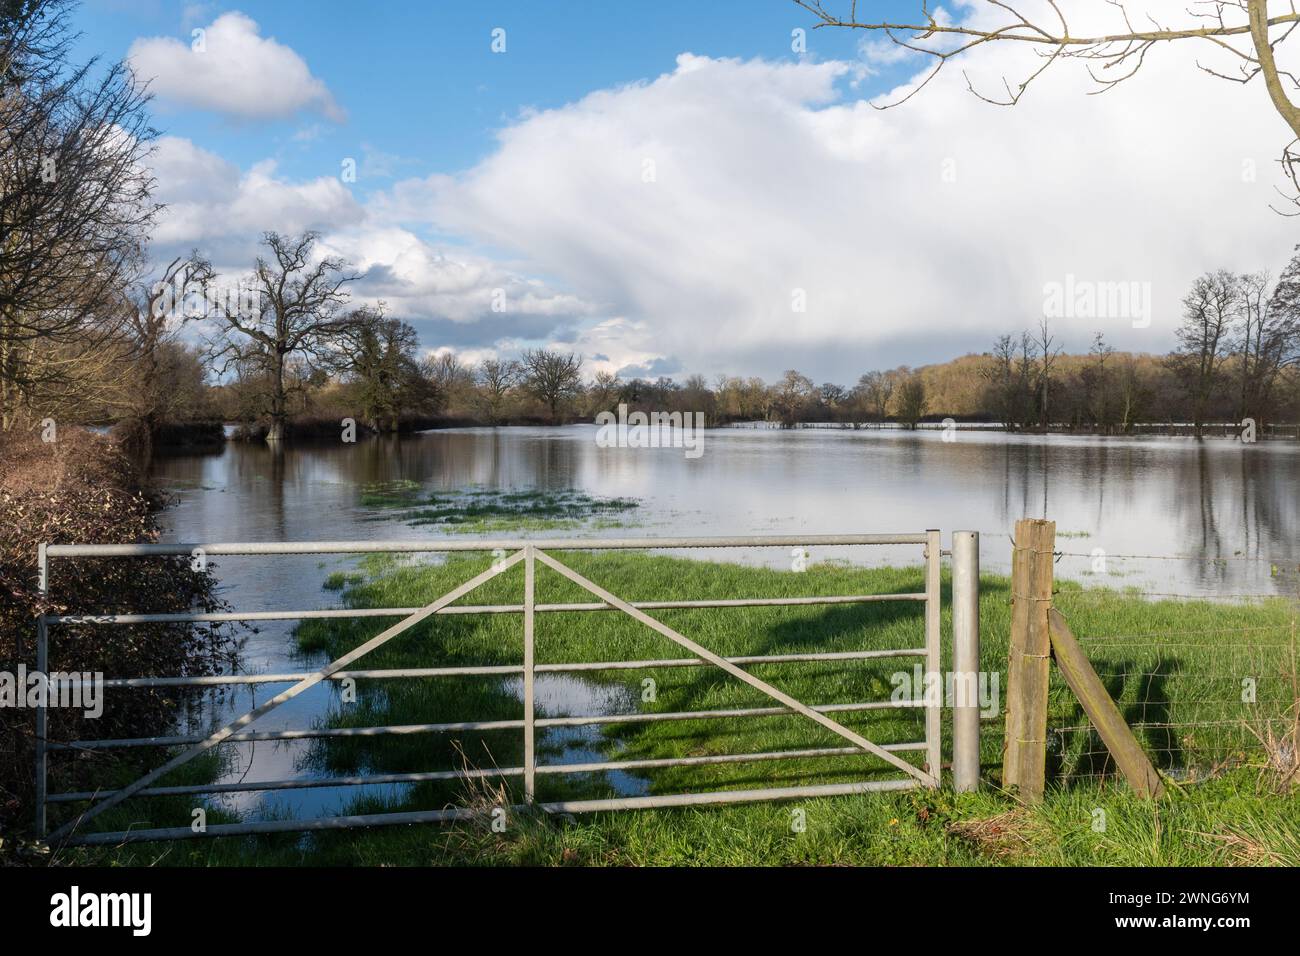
<box><xmin>205</xmin><ymin>232</ymin><xmax>363</xmax><ymax>442</ymax></box>
<box><xmin>980</xmin><ymin>334</ymin><xmax>1018</xmax><ymax>429</ymax></box>
<box><xmin>680</xmin><ymin>372</ymin><xmax>716</xmax><ymax>422</ymax></box>
<box><xmin>854</xmin><ymin>369</ymin><xmax>894</xmax><ymax>420</ymax></box>
<box><xmin>1035</xmin><ymin>318</ymin><xmax>1062</xmax><ymax>430</ymax></box>
<box><xmin>1234</xmin><ymin>270</ymin><xmax>1271</xmax><ymax>422</ymax></box>
<box><xmin>770</xmin><ymin>369</ymin><xmax>815</xmax><ymax>426</ymax></box>
<box><xmin>980</xmin><ymin>331</ymin><xmax>1040</xmax><ymax>429</ymax></box>
<box><xmin>895</xmin><ymin>371</ymin><xmax>927</xmax><ymax>429</ymax></box>
<box><xmin>1083</xmin><ymin>331</ymin><xmax>1116</xmax><ymax>430</ymax></box>
<box><xmin>1242</xmin><ymin>253</ymin><xmax>1300</xmax><ymax>423</ymax></box>
<box><xmin>520</xmin><ymin>348</ymin><xmax>583</xmax><ymax>421</ymax></box>
<box><xmin>474</xmin><ymin>357</ymin><xmax>522</xmax><ymax>424</ymax></box>
<box><xmin>794</xmin><ymin>1</ymin><xmax>1300</xmax><ymax>205</ymax></box>
<box><xmin>0</xmin><ymin>0</ymin><xmax>158</xmax><ymax>429</ymax></box>
<box><xmin>420</xmin><ymin>350</ymin><xmax>473</xmax><ymax>415</ymax></box>
<box><xmin>123</xmin><ymin>254</ymin><xmax>214</xmax><ymax>434</ymax></box>
<box><xmin>1168</xmin><ymin>270</ymin><xmax>1240</xmax><ymax>437</ymax></box>
<box><xmin>1114</xmin><ymin>353</ymin><xmax>1146</xmax><ymax>431</ymax></box>
<box><xmin>583</xmin><ymin>368</ymin><xmax>619</xmax><ymax>418</ymax></box>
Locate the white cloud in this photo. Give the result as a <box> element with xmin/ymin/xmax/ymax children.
<box><xmin>146</xmin><ymin>1</ymin><xmax>1300</xmax><ymax>382</ymax></box>
<box><xmin>129</xmin><ymin>12</ymin><xmax>343</xmax><ymax>122</ymax></box>
<box><xmin>318</xmin><ymin>225</ymin><xmax>598</xmax><ymax>327</ymax></box>
<box><xmin>151</xmin><ymin>136</ymin><xmax>362</xmax><ymax>264</ymax></box>
<box><xmin>425</xmin><ymin>344</ymin><xmax>502</xmax><ymax>367</ymax></box>
<box><xmin>378</xmin><ymin>13</ymin><xmax>1295</xmax><ymax>381</ymax></box>
<box><xmin>148</xmin><ymin>138</ymin><xmax>593</xmax><ymax>351</ymax></box>
<box><xmin>568</xmin><ymin>318</ymin><xmax>666</xmax><ymax>378</ymax></box>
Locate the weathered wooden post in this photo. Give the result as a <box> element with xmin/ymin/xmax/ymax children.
<box><xmin>952</xmin><ymin>531</ymin><xmax>981</xmax><ymax>793</ymax></box>
<box><xmin>1048</xmin><ymin>609</ymin><xmax>1164</xmax><ymax>798</ymax></box>
<box><xmin>1002</xmin><ymin>518</ymin><xmax>1054</xmax><ymax>801</ymax></box>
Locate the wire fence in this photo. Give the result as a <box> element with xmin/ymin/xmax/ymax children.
<box><xmin>1030</xmin><ymin>549</ymin><xmax>1300</xmax><ymax>785</ymax></box>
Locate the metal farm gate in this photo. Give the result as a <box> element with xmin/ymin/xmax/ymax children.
<box><xmin>33</xmin><ymin>532</ymin><xmax>981</xmax><ymax>846</ymax></box>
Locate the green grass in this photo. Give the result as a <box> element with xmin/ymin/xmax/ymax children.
<box><xmin>57</xmin><ymin>552</ymin><xmax>1300</xmax><ymax>867</ymax></box>
<box><xmin>357</xmin><ymin>485</ymin><xmax>641</xmax><ymax>532</ymax></box>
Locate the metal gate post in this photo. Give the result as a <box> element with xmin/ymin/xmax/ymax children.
<box><xmin>924</xmin><ymin>530</ymin><xmax>942</xmax><ymax>786</ymax></box>
<box><xmin>34</xmin><ymin>542</ymin><xmax>48</xmax><ymax>838</ymax></box>
<box><xmin>952</xmin><ymin>531</ymin><xmax>980</xmax><ymax>793</ymax></box>
<box><xmin>523</xmin><ymin>545</ymin><xmax>536</xmax><ymax>802</ymax></box>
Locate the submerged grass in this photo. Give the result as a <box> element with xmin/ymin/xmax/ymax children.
<box><xmin>357</xmin><ymin>484</ymin><xmax>640</xmax><ymax>532</ymax></box>
<box><xmin>58</xmin><ymin>552</ymin><xmax>1300</xmax><ymax>867</ymax></box>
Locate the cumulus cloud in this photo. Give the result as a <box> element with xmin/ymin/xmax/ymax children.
<box><xmin>129</xmin><ymin>12</ymin><xmax>344</xmax><ymax>122</ymax></box>
<box><xmin>150</xmin><ymin>136</ymin><xmax>363</xmax><ymax>266</ymax></box>
<box><xmin>379</xmin><ymin>12</ymin><xmax>1295</xmax><ymax>381</ymax></box>
<box><xmin>148</xmin><ymin>139</ymin><xmax>594</xmax><ymax>352</ymax></box>
<box><xmin>145</xmin><ymin>1</ymin><xmax>1300</xmax><ymax>381</ymax></box>
<box><xmin>568</xmin><ymin>318</ymin><xmax>669</xmax><ymax>378</ymax></box>
<box><xmin>319</xmin><ymin>225</ymin><xmax>598</xmax><ymax>332</ymax></box>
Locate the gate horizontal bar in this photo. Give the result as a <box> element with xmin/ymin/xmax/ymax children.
<box><xmin>61</xmin><ymin>779</ymin><xmax>921</xmax><ymax>845</ymax></box>
<box><xmin>83</xmin><ymin>647</ymin><xmax>927</xmax><ymax>689</ymax></box>
<box><xmin>45</xmin><ymin>533</ymin><xmax>928</xmax><ymax>558</ymax></box>
<box><xmin>40</xmin><ymin>529</ymin><xmax>944</xmax><ymax>844</ymax></box>
<box><xmin>51</xmin><ymin>699</ymin><xmax>927</xmax><ymax>749</ymax></box>
<box><xmin>49</xmin><ymin>591</ymin><xmax>925</xmax><ymax>626</ymax></box>
<box><xmin>48</xmin><ymin>741</ymin><xmax>928</xmax><ymax>802</ymax></box>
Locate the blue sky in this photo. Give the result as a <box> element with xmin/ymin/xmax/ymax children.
<box><xmin>77</xmin><ymin>1</ymin><xmax>913</xmax><ymax>192</ymax></box>
<box><xmin>64</xmin><ymin>1</ymin><xmax>1298</xmax><ymax>382</ymax></box>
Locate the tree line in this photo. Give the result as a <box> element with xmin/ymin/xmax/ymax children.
<box><xmin>4</xmin><ymin>1</ymin><xmax>1299</xmax><ymax>447</ymax></box>
<box><xmin>980</xmin><ymin>262</ymin><xmax>1300</xmax><ymax>436</ymax></box>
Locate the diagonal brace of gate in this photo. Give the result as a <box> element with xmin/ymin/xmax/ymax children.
<box><xmin>533</xmin><ymin>550</ymin><xmax>934</xmax><ymax>785</ymax></box>
<box><xmin>47</xmin><ymin>549</ymin><xmax>527</xmax><ymax>844</ymax></box>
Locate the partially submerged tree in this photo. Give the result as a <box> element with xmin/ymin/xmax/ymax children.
<box><xmin>1034</xmin><ymin>319</ymin><xmax>1063</xmax><ymax>432</ymax></box>
<box><xmin>347</xmin><ymin>310</ymin><xmax>425</xmax><ymax>433</ymax></box>
<box><xmin>1230</xmin><ymin>261</ymin><xmax>1300</xmax><ymax>425</ymax></box>
<box><xmin>895</xmin><ymin>371</ymin><xmax>927</xmax><ymax>429</ymax></box>
<box><xmin>1167</xmin><ymin>270</ymin><xmax>1239</xmax><ymax>437</ymax></box>
<box><xmin>205</xmin><ymin>232</ymin><xmax>364</xmax><ymax>441</ymax></box>
<box><xmin>1082</xmin><ymin>331</ymin><xmax>1116</xmax><ymax>431</ymax></box>
<box><xmin>979</xmin><ymin>332</ymin><xmax>1038</xmax><ymax>430</ymax></box>
<box><xmin>770</xmin><ymin>369</ymin><xmax>815</xmax><ymax>426</ymax></box>
<box><xmin>853</xmin><ymin>370</ymin><xmax>894</xmax><ymax>421</ymax></box>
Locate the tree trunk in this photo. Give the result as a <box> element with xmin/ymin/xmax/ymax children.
<box><xmin>268</xmin><ymin>352</ymin><xmax>287</xmax><ymax>442</ymax></box>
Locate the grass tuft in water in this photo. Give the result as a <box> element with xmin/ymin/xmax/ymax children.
<box><xmin>357</xmin><ymin>484</ymin><xmax>640</xmax><ymax>532</ymax></box>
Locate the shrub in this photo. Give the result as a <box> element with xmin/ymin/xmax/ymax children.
<box><xmin>0</xmin><ymin>426</ymin><xmax>240</xmax><ymax>838</ymax></box>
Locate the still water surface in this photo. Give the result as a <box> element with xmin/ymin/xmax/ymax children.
<box><xmin>147</xmin><ymin>426</ymin><xmax>1300</xmax><ymax>817</ymax></box>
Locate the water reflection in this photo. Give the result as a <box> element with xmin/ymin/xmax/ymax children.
<box><xmin>155</xmin><ymin>425</ymin><xmax>1300</xmax><ymax>599</ymax></box>
<box><xmin>148</xmin><ymin>426</ymin><xmax>1300</xmax><ymax>815</ymax></box>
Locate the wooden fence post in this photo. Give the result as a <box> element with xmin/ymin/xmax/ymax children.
<box><xmin>1047</xmin><ymin>609</ymin><xmax>1164</xmax><ymax>798</ymax></box>
<box><xmin>1002</xmin><ymin>518</ymin><xmax>1055</xmax><ymax>801</ymax></box>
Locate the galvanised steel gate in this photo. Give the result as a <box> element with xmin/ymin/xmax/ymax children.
<box><xmin>34</xmin><ymin>532</ymin><xmax>981</xmax><ymax>846</ymax></box>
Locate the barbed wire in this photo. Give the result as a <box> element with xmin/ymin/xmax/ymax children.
<box><xmin>1053</xmin><ymin>590</ymin><xmax>1291</xmax><ymax>601</ymax></box>
<box><xmin>1054</xmin><ymin>550</ymin><xmax>1298</xmax><ymax>565</ymax></box>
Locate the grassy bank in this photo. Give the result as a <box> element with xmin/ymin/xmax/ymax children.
<box><xmin>57</xmin><ymin>551</ymin><xmax>1299</xmax><ymax>867</ymax></box>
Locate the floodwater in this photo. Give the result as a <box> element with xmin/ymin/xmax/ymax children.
<box><xmin>145</xmin><ymin>425</ymin><xmax>1300</xmax><ymax>817</ymax></box>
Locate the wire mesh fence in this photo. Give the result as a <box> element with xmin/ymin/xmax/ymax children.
<box><xmin>1031</xmin><ymin>549</ymin><xmax>1300</xmax><ymax>786</ymax></box>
